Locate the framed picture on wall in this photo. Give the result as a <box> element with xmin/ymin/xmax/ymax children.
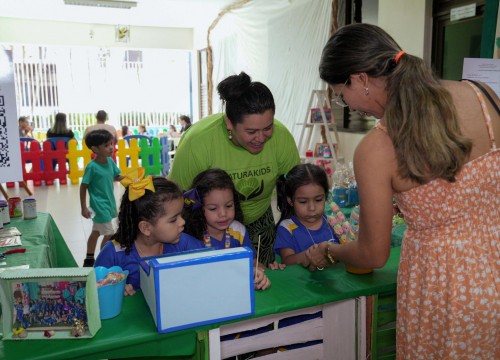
<box><xmin>115</xmin><ymin>25</ymin><xmax>130</xmax><ymax>42</ymax></box>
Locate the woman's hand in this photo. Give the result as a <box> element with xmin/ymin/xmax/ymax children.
<box><xmin>268</xmin><ymin>261</ymin><xmax>286</xmax><ymax>270</ymax></box>
<box><xmin>124</xmin><ymin>284</ymin><xmax>136</xmax><ymax>296</ymax></box>
<box><xmin>305</xmin><ymin>243</ymin><xmax>329</xmax><ymax>271</ymax></box>
<box><xmin>254</xmin><ymin>268</ymin><xmax>271</xmax><ymax>290</ymax></box>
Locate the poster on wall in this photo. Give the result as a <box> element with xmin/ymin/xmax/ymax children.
<box><xmin>462</xmin><ymin>58</ymin><xmax>500</xmax><ymax>97</ymax></box>
<box><xmin>0</xmin><ymin>47</ymin><xmax>22</xmax><ymax>183</ymax></box>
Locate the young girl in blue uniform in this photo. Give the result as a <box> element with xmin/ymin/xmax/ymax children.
<box><xmin>182</xmin><ymin>168</ymin><xmax>272</xmax><ymax>290</ymax></box>
<box><xmin>273</xmin><ymin>163</ymin><xmax>340</xmax><ymax>351</ymax></box>
<box><xmin>95</xmin><ymin>176</ymin><xmax>203</xmax><ymax>295</ymax></box>
<box><xmin>274</xmin><ymin>163</ymin><xmax>340</xmax><ymax>269</ymax></box>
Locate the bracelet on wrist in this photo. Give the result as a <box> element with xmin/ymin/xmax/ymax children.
<box><xmin>325</xmin><ymin>243</ymin><xmax>336</xmax><ymax>264</ymax></box>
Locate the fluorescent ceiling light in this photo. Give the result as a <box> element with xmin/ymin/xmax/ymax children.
<box><xmin>63</xmin><ymin>0</ymin><xmax>137</xmax><ymax>9</ymax></box>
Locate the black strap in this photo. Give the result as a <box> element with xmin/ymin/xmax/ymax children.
<box><xmin>462</xmin><ymin>79</ymin><xmax>500</xmax><ymax>116</ymax></box>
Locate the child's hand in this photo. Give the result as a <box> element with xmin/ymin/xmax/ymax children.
<box><xmin>254</xmin><ymin>268</ymin><xmax>271</xmax><ymax>290</ymax></box>
<box><xmin>123</xmin><ymin>284</ymin><xmax>136</xmax><ymax>296</ymax></box>
<box><xmin>305</xmin><ymin>244</ymin><xmax>329</xmax><ymax>271</ymax></box>
<box><xmin>81</xmin><ymin>207</ymin><xmax>92</xmax><ymax>219</ymax></box>
<box><xmin>268</xmin><ymin>261</ymin><xmax>286</xmax><ymax>270</ymax></box>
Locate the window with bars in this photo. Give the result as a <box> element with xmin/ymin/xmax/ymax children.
<box><xmin>123</xmin><ymin>50</ymin><xmax>143</xmax><ymax>70</ymax></box>
<box><xmin>14</xmin><ymin>62</ymin><xmax>59</xmax><ymax>108</ymax></box>
<box><xmin>10</xmin><ymin>45</ymin><xmax>191</xmax><ymax>134</ymax></box>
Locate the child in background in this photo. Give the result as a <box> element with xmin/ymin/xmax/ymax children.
<box><xmin>182</xmin><ymin>168</ymin><xmax>273</xmax><ymax>290</ymax></box>
<box><xmin>80</xmin><ymin>129</ymin><xmax>124</xmax><ymax>267</ymax></box>
<box><xmin>95</xmin><ymin>176</ymin><xmax>204</xmax><ymax>295</ymax></box>
<box><xmin>274</xmin><ymin>163</ymin><xmax>340</xmax><ymax>269</ymax></box>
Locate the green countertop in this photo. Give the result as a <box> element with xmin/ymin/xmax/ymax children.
<box><xmin>0</xmin><ymin>247</ymin><xmax>400</xmax><ymax>359</ymax></box>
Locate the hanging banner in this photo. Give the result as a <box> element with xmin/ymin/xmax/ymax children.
<box><xmin>0</xmin><ymin>47</ymin><xmax>22</xmax><ymax>183</ymax></box>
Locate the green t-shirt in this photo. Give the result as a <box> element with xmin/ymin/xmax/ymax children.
<box><xmin>169</xmin><ymin>113</ymin><xmax>300</xmax><ymax>224</ymax></box>
<box><xmin>82</xmin><ymin>158</ymin><xmax>121</xmax><ymax>223</ymax></box>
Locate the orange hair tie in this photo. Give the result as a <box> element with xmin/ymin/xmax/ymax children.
<box><xmin>394</xmin><ymin>51</ymin><xmax>406</xmax><ymax>64</ymax></box>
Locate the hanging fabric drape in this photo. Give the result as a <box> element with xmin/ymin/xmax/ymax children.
<box><xmin>206</xmin><ymin>0</ymin><xmax>251</xmax><ymax>115</ymax></box>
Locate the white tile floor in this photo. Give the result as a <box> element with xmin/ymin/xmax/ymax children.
<box><xmin>4</xmin><ymin>180</ymin><xmax>125</xmax><ymax>267</ymax></box>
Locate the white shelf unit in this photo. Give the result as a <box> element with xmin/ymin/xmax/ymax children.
<box><xmin>297</xmin><ymin>90</ymin><xmax>344</xmax><ymax>164</ymax></box>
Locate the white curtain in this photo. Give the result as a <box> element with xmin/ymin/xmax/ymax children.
<box><xmin>209</xmin><ymin>0</ymin><xmax>332</xmax><ymax>139</ymax></box>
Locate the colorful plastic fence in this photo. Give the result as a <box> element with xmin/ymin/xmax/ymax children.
<box><xmin>9</xmin><ymin>138</ymin><xmax>164</xmax><ymax>187</ymax></box>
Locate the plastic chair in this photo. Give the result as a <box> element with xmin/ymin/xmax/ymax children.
<box><xmin>20</xmin><ymin>137</ymin><xmax>44</xmax><ymax>171</ymax></box>
<box><xmin>20</xmin><ymin>137</ymin><xmax>39</xmax><ymax>151</ymax></box>
<box><xmin>45</xmin><ymin>136</ymin><xmax>72</xmax><ymax>150</ymax></box>
<box><xmin>124</xmin><ymin>134</ymin><xmax>152</xmax><ymax>166</ymax></box>
<box><xmin>73</xmin><ymin>130</ymin><xmax>82</xmax><ymax>141</ymax></box>
<box><xmin>159</xmin><ymin>137</ymin><xmax>171</xmax><ymax>176</ymax></box>
<box><xmin>123</xmin><ymin>134</ymin><xmax>152</xmax><ymax>146</ymax></box>
<box><xmin>45</xmin><ymin>137</ymin><xmax>71</xmax><ymax>169</ymax></box>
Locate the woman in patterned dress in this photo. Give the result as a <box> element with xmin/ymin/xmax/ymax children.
<box><xmin>309</xmin><ymin>23</ymin><xmax>499</xmax><ymax>359</ymax></box>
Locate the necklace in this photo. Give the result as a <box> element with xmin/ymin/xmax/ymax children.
<box><xmin>203</xmin><ymin>230</ymin><xmax>231</xmax><ymax>249</ymax></box>
<box><xmin>302</xmin><ymin>216</ymin><xmax>336</xmax><ymax>270</ymax></box>
<box><xmin>135</xmin><ymin>242</ymin><xmax>163</xmax><ymax>258</ymax></box>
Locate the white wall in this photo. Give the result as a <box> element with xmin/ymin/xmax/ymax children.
<box><xmin>338</xmin><ymin>132</ymin><xmax>365</xmax><ymax>165</ymax></box>
<box><xmin>378</xmin><ymin>0</ymin><xmax>430</xmax><ymax>58</ymax></box>
<box><xmin>339</xmin><ymin>0</ymin><xmax>431</xmax><ymax>164</ymax></box>
<box><xmin>0</xmin><ymin>17</ymin><xmax>193</xmax><ymax>49</ymax></box>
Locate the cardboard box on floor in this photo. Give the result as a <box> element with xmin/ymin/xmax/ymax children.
<box><xmin>140</xmin><ymin>247</ymin><xmax>254</xmax><ymax>333</ymax></box>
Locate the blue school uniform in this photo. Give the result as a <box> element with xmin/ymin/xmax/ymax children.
<box><xmin>274</xmin><ymin>215</ymin><xmax>339</xmax><ymax>255</ymax></box>
<box><xmin>274</xmin><ymin>215</ymin><xmax>340</xmax><ymax>350</ymax></box>
<box><xmin>204</xmin><ymin>220</ymin><xmax>255</xmax><ymax>254</ymax></box>
<box><xmin>95</xmin><ymin>232</ymin><xmax>204</xmax><ymax>289</ymax></box>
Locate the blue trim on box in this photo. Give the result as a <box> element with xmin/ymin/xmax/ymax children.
<box><xmin>145</xmin><ymin>248</ymin><xmax>255</xmax><ymax>333</ymax></box>
<box><xmin>154</xmin><ymin>266</ymin><xmax>162</xmax><ymax>331</ymax></box>
<box><xmin>249</xmin><ymin>254</ymin><xmax>255</xmax><ymax>314</ymax></box>
<box><xmin>149</xmin><ymin>248</ymin><xmax>251</xmax><ymax>269</ymax></box>
<box><xmin>158</xmin><ymin>308</ymin><xmax>255</xmax><ymax>334</ymax></box>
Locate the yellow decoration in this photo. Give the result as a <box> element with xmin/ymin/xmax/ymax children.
<box><xmin>120</xmin><ymin>167</ymin><xmax>146</xmax><ymax>187</ymax></box>
<box><xmin>12</xmin><ymin>327</ymin><xmax>25</xmax><ymax>336</ymax></box>
<box><xmin>129</xmin><ymin>176</ymin><xmax>155</xmax><ymax>201</ymax></box>
<box><xmin>121</xmin><ymin>167</ymin><xmax>154</xmax><ymax>201</ymax></box>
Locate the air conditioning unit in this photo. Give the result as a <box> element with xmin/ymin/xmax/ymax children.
<box><xmin>64</xmin><ymin>0</ymin><xmax>137</xmax><ymax>9</ymax></box>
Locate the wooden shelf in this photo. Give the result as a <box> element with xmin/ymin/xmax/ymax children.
<box><xmin>297</xmin><ymin>90</ymin><xmax>343</xmax><ymax>163</ymax></box>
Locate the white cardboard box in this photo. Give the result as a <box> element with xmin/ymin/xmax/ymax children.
<box><xmin>139</xmin><ymin>247</ymin><xmax>254</xmax><ymax>333</ymax></box>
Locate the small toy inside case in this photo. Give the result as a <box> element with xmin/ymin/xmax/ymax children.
<box><xmin>140</xmin><ymin>247</ymin><xmax>255</xmax><ymax>333</ymax></box>
<box><xmin>0</xmin><ymin>268</ymin><xmax>101</xmax><ymax>340</ymax></box>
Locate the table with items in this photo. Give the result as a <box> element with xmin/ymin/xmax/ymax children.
<box><xmin>0</xmin><ymin>212</ymin><xmax>77</xmax><ymax>269</ymax></box>
<box><xmin>0</xmin><ymin>249</ymin><xmax>401</xmax><ymax>360</ymax></box>
<box><xmin>0</xmin><ymin>212</ymin><xmax>404</xmax><ymax>359</ymax></box>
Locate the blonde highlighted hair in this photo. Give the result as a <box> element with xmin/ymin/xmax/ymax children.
<box><xmin>319</xmin><ymin>23</ymin><xmax>472</xmax><ymax>183</ymax></box>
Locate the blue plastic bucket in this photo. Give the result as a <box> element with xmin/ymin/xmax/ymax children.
<box><xmin>95</xmin><ymin>266</ymin><xmax>129</xmax><ymax>320</ymax></box>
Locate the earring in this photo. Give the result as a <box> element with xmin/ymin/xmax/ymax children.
<box><xmin>364</xmin><ymin>87</ymin><xmax>369</xmax><ymax>96</ymax></box>
<box><xmin>227</xmin><ymin>129</ymin><xmax>233</xmax><ymax>140</ymax></box>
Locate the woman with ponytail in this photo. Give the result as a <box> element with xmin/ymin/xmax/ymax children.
<box><xmin>309</xmin><ymin>23</ymin><xmax>499</xmax><ymax>358</ymax></box>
